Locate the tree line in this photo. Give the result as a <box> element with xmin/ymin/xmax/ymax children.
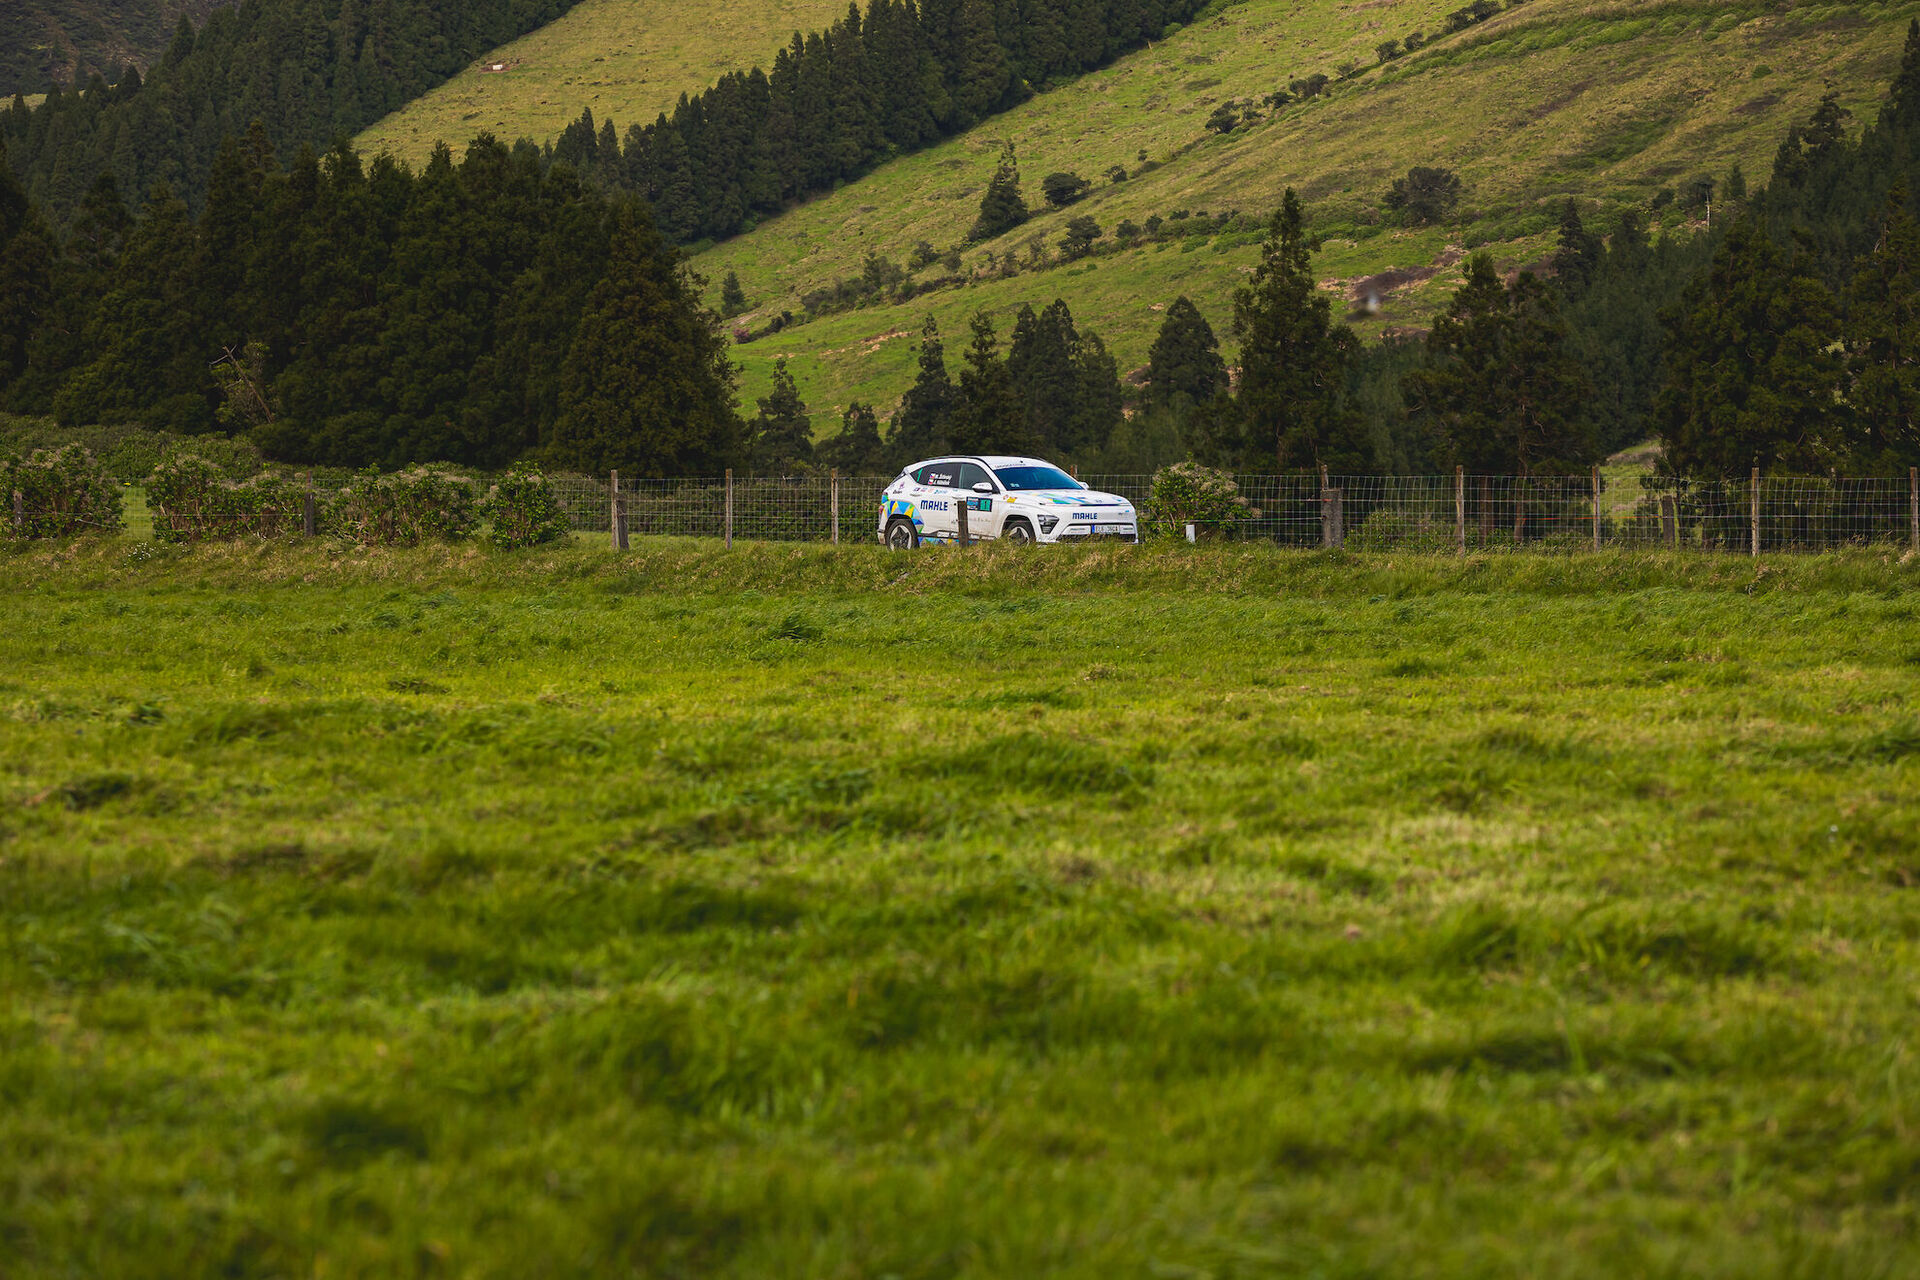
<box><xmin>4</xmin><ymin>0</ymin><xmax>1205</xmax><ymax>246</ymax></box>
<box><xmin>0</xmin><ymin>132</ymin><xmax>741</xmax><ymax>473</ymax></box>
<box><xmin>2</xmin><ymin>0</ymin><xmax>587</xmax><ymax>218</ymax></box>
<box><xmin>548</xmin><ymin>0</ymin><xmax>1208</xmax><ymax>246</ymax></box>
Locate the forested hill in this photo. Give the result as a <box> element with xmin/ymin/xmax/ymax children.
<box><xmin>1</xmin><ymin>0</ymin><xmax>586</xmax><ymax>216</ymax></box>
<box><xmin>0</xmin><ymin>1</ymin><xmax>231</xmax><ymax>97</ymax></box>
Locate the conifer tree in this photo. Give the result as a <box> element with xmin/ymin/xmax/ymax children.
<box><xmin>1231</xmin><ymin>188</ymin><xmax>1364</xmax><ymax>470</ymax></box>
<box><xmin>1405</xmin><ymin>257</ymin><xmax>1595</xmax><ymax>476</ymax></box>
<box><xmin>554</xmin><ymin>204</ymin><xmax>742</xmax><ymax>474</ymax></box>
<box><xmin>954</xmin><ymin>0</ymin><xmax>1010</xmax><ymax>123</ymax></box>
<box><xmin>892</xmin><ymin>315</ymin><xmax>957</xmax><ymax>456</ymax></box>
<box><xmin>752</xmin><ymin>358</ymin><xmax>816</xmax><ymax>471</ymax></box>
<box><xmin>1654</xmin><ymin>214</ymin><xmax>1847</xmax><ymax>476</ymax></box>
<box><xmin>820</xmin><ymin>400</ymin><xmax>890</xmax><ymax>473</ymax></box>
<box><xmin>969</xmin><ymin>140</ymin><xmax>1028</xmax><ymax>241</ymax></box>
<box><xmin>1552</xmin><ymin>199</ymin><xmax>1603</xmax><ymax>298</ymax></box>
<box><xmin>1066</xmin><ymin>328</ymin><xmax>1124</xmax><ymax>455</ymax></box>
<box><xmin>1146</xmin><ymin>295</ymin><xmax>1226</xmax><ymax>409</ymax></box>
<box><xmin>950</xmin><ymin>312</ymin><xmax>1031</xmax><ymax>453</ymax></box>
<box><xmin>0</xmin><ymin>143</ymin><xmax>53</xmax><ymax>392</ymax></box>
<box><xmin>1846</xmin><ymin>184</ymin><xmax>1920</xmax><ymax>469</ymax></box>
<box><xmin>720</xmin><ymin>270</ymin><xmax>747</xmax><ymax>316</ymax></box>
<box><xmin>1887</xmin><ymin>19</ymin><xmax>1920</xmax><ymax>130</ymax></box>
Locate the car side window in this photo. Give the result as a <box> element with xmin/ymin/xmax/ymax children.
<box><xmin>956</xmin><ymin>462</ymin><xmax>995</xmax><ymax>492</ymax></box>
<box><xmin>919</xmin><ymin>462</ymin><xmax>961</xmax><ymax>489</ymax></box>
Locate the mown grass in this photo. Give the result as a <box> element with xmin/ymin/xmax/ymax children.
<box><xmin>3</xmin><ymin>539</ymin><xmax>1919</xmax><ymax>1276</ymax></box>
<box><xmin>354</xmin><ymin>0</ymin><xmax>852</xmax><ymax>167</ymax></box>
<box><xmin>695</xmin><ymin>0</ymin><xmax>1918</xmax><ymax>427</ymax></box>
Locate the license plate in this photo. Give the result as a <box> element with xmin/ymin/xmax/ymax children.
<box><xmin>1094</xmin><ymin>525</ymin><xmax>1136</xmax><ymax>538</ymax></box>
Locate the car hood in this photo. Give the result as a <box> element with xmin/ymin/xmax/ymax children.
<box><xmin>1002</xmin><ymin>488</ymin><xmax>1134</xmax><ymax>508</ymax></box>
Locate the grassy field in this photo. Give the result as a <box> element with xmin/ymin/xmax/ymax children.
<box><xmin>354</xmin><ymin>0</ymin><xmax>852</xmax><ymax>167</ymax></box>
<box><xmin>693</xmin><ymin>0</ymin><xmax>1919</xmax><ymax>427</ymax></box>
<box><xmin>4</xmin><ymin>538</ymin><xmax>1919</xmax><ymax>1276</ymax></box>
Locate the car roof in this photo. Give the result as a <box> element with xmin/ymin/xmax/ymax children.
<box><xmin>902</xmin><ymin>455</ymin><xmax>1059</xmax><ymax>472</ymax></box>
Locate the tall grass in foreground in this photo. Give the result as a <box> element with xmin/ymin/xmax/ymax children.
<box><xmin>1</xmin><ymin>542</ymin><xmax>1917</xmax><ymax>1276</ymax></box>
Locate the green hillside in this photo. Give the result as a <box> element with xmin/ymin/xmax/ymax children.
<box><xmin>685</xmin><ymin>0</ymin><xmax>1916</xmax><ymax>434</ymax></box>
<box><xmin>0</xmin><ymin>1</ymin><xmax>228</xmax><ymax>96</ymax></box>
<box><xmin>355</xmin><ymin>0</ymin><xmax>853</xmax><ymax>167</ymax></box>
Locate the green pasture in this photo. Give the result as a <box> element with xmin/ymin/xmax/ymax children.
<box><xmin>2</xmin><ymin>539</ymin><xmax>1918</xmax><ymax>1276</ymax></box>
<box><xmin>354</xmin><ymin>0</ymin><xmax>852</xmax><ymax>167</ymax></box>
<box><xmin>701</xmin><ymin>0</ymin><xmax>1919</xmax><ymax>428</ymax></box>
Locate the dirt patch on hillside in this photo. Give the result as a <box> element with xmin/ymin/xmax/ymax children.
<box><xmin>1341</xmin><ymin>245</ymin><xmax>1466</xmax><ymax>305</ymax></box>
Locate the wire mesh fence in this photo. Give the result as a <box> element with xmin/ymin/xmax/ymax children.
<box><xmin>542</xmin><ymin>470</ymin><xmax>1920</xmax><ymax>552</ymax></box>
<box><xmin>35</xmin><ymin>467</ymin><xmax>1920</xmax><ymax>553</ymax></box>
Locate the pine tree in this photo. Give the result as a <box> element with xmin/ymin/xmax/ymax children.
<box><xmin>820</xmin><ymin>400</ymin><xmax>889</xmax><ymax>473</ymax></box>
<box><xmin>953</xmin><ymin>0</ymin><xmax>1009</xmax><ymax>124</ymax></box>
<box><xmin>752</xmin><ymin>358</ymin><xmax>816</xmax><ymax>471</ymax></box>
<box><xmin>1846</xmin><ymin>184</ymin><xmax>1920</xmax><ymax>469</ymax></box>
<box><xmin>950</xmin><ymin>311</ymin><xmax>1031</xmax><ymax>453</ymax></box>
<box><xmin>1007</xmin><ymin>299</ymin><xmax>1074</xmax><ymax>449</ymax></box>
<box><xmin>720</xmin><ymin>270</ymin><xmax>747</xmax><ymax>316</ymax></box>
<box><xmin>1146</xmin><ymin>295</ymin><xmax>1226</xmax><ymax>409</ymax></box>
<box><xmin>1403</xmin><ymin>254</ymin><xmax>1512</xmax><ymax>473</ymax></box>
<box><xmin>0</xmin><ymin>143</ymin><xmax>54</xmax><ymax>392</ymax></box>
<box><xmin>1553</xmin><ymin>199</ymin><xmax>1602</xmax><ymax>298</ymax></box>
<box><xmin>553</xmin><ymin>203</ymin><xmax>743</xmax><ymax>474</ymax></box>
<box><xmin>1066</xmin><ymin>328</ymin><xmax>1124</xmax><ymax>455</ymax></box>
<box><xmin>891</xmin><ymin>314</ymin><xmax>957</xmax><ymax>457</ymax></box>
<box><xmin>1231</xmin><ymin>188</ymin><xmax>1364</xmax><ymax>470</ymax></box>
<box><xmin>969</xmin><ymin>140</ymin><xmax>1028</xmax><ymax>241</ymax></box>
<box><xmin>1404</xmin><ymin>257</ymin><xmax>1595</xmax><ymax>476</ymax></box>
<box><xmin>1654</xmin><ymin>214</ymin><xmax>1847</xmax><ymax>476</ymax></box>
<box><xmin>1886</xmin><ymin>19</ymin><xmax>1920</xmax><ymax>130</ymax></box>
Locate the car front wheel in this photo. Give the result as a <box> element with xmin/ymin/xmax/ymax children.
<box><xmin>1001</xmin><ymin>518</ymin><xmax>1035</xmax><ymax>545</ymax></box>
<box><xmin>885</xmin><ymin>518</ymin><xmax>919</xmax><ymax>550</ymax></box>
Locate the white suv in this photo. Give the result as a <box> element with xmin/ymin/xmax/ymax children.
<box><xmin>878</xmin><ymin>456</ymin><xmax>1139</xmax><ymax>548</ymax></box>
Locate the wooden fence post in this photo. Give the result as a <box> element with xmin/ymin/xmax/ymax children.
<box><xmin>1750</xmin><ymin>466</ymin><xmax>1761</xmax><ymax>556</ymax></box>
<box><xmin>1591</xmin><ymin>466</ymin><xmax>1601</xmax><ymax>552</ymax></box>
<box><xmin>1660</xmin><ymin>495</ymin><xmax>1677</xmax><ymax>550</ymax></box>
<box><xmin>1455</xmin><ymin>466</ymin><xmax>1465</xmax><ymax>554</ymax></box>
<box><xmin>725</xmin><ymin>469</ymin><xmax>733</xmax><ymax>549</ymax></box>
<box><xmin>830</xmin><ymin>469</ymin><xmax>840</xmax><ymax>545</ymax></box>
<box><xmin>11</xmin><ymin>489</ymin><xmax>21</xmax><ymax>536</ymax></box>
<box><xmin>1319</xmin><ymin>465</ymin><xmax>1331</xmax><ymax>549</ymax></box>
<box><xmin>610</xmin><ymin>470</ymin><xmax>628</xmax><ymax>550</ymax></box>
<box><xmin>302</xmin><ymin>473</ymin><xmax>316</xmax><ymax>538</ymax></box>
<box><xmin>1910</xmin><ymin>467</ymin><xmax>1917</xmax><ymax>553</ymax></box>
<box><xmin>957</xmin><ymin>488</ymin><xmax>972</xmax><ymax>546</ymax></box>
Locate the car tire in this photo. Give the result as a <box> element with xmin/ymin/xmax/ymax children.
<box><xmin>884</xmin><ymin>517</ymin><xmax>919</xmax><ymax>550</ymax></box>
<box><xmin>1002</xmin><ymin>518</ymin><xmax>1036</xmax><ymax>545</ymax></box>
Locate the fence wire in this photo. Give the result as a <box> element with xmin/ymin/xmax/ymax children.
<box><xmin>35</xmin><ymin>470</ymin><xmax>1920</xmax><ymax>552</ymax></box>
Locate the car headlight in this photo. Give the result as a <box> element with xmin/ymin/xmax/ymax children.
<box><xmin>1038</xmin><ymin>515</ymin><xmax>1059</xmax><ymax>534</ymax></box>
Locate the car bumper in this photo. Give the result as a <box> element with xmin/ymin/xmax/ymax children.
<box><xmin>1046</xmin><ymin>522</ymin><xmax>1138</xmax><ymax>544</ymax></box>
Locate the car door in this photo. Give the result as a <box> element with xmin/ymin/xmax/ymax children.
<box><xmin>954</xmin><ymin>461</ymin><xmax>1006</xmax><ymax>539</ymax></box>
<box><xmin>914</xmin><ymin>459</ymin><xmax>963</xmax><ymax>542</ymax></box>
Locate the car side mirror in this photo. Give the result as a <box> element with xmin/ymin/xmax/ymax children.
<box><xmin>972</xmin><ymin>482</ymin><xmax>994</xmax><ymax>494</ymax></box>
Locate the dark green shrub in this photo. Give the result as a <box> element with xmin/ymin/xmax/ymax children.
<box><xmin>146</xmin><ymin>454</ymin><xmax>300</xmax><ymax>542</ymax></box>
<box><xmin>1</xmin><ymin>445</ymin><xmax>123</xmax><ymax>538</ymax></box>
<box><xmin>483</xmin><ymin>463</ymin><xmax>571</xmax><ymax>550</ymax></box>
<box><xmin>326</xmin><ymin>466</ymin><xmax>478</xmax><ymax>545</ymax></box>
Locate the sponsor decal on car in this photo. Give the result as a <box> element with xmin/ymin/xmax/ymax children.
<box><xmin>921</xmin><ymin>499</ymin><xmax>950</xmax><ymax>511</ymax></box>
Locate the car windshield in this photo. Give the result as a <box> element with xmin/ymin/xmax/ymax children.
<box><xmin>993</xmin><ymin>464</ymin><xmax>1082</xmax><ymax>492</ymax></box>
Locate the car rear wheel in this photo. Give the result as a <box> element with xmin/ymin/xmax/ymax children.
<box><xmin>885</xmin><ymin>518</ymin><xmax>919</xmax><ymax>550</ymax></box>
<box><xmin>1001</xmin><ymin>518</ymin><xmax>1035</xmax><ymax>545</ymax></box>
